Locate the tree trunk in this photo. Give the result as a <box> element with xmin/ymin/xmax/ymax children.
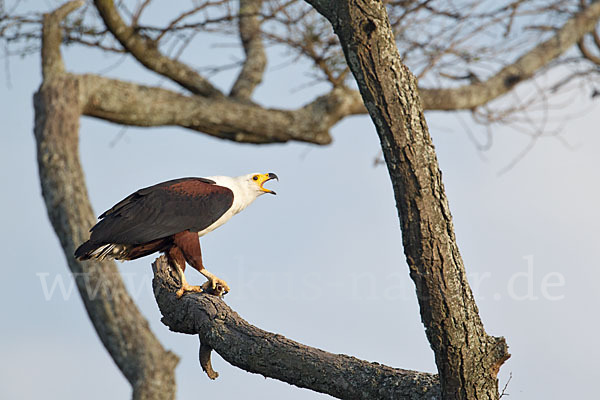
<box><xmin>306</xmin><ymin>1</ymin><xmax>510</xmax><ymax>398</ymax></box>
<box><xmin>34</xmin><ymin>4</ymin><xmax>179</xmax><ymax>399</ymax></box>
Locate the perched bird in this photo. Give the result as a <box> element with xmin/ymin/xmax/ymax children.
<box><xmin>75</xmin><ymin>172</ymin><xmax>278</xmax><ymax>297</ymax></box>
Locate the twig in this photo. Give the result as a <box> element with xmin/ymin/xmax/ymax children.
<box><xmin>499</xmin><ymin>372</ymin><xmax>513</xmax><ymax>398</ymax></box>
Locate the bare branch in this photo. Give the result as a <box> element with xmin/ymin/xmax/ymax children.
<box><xmin>230</xmin><ymin>0</ymin><xmax>267</xmax><ymax>100</ymax></box>
<box><xmin>93</xmin><ymin>0</ymin><xmax>223</xmax><ymax>97</ymax></box>
<box><xmin>420</xmin><ymin>0</ymin><xmax>600</xmax><ymax>110</ymax></box>
<box><xmin>152</xmin><ymin>256</ymin><xmax>441</xmax><ymax>400</ymax></box>
<box><xmin>79</xmin><ymin>74</ymin><xmax>365</xmax><ymax>144</ymax></box>
<box><xmin>499</xmin><ymin>372</ymin><xmax>513</xmax><ymax>398</ymax></box>
<box><xmin>131</xmin><ymin>0</ymin><xmax>152</xmax><ymax>27</ymax></box>
<box><xmin>63</xmin><ymin>33</ymin><xmax>125</xmax><ymax>53</ymax></box>
<box><xmin>578</xmin><ymin>34</ymin><xmax>600</xmax><ymax>65</ymax></box>
<box><xmin>153</xmin><ymin>1</ymin><xmax>229</xmax><ymax>43</ymax></box>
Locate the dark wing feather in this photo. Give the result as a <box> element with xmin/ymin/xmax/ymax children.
<box><xmin>88</xmin><ymin>177</ymin><xmax>233</xmax><ymax>245</ymax></box>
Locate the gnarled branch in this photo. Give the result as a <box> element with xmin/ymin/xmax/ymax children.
<box><xmin>151</xmin><ymin>256</ymin><xmax>441</xmax><ymax>400</ymax></box>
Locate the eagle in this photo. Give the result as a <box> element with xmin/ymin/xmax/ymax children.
<box><xmin>75</xmin><ymin>172</ymin><xmax>278</xmax><ymax>297</ymax></box>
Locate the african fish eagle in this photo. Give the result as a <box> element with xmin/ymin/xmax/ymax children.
<box><xmin>75</xmin><ymin>172</ymin><xmax>278</xmax><ymax>297</ymax></box>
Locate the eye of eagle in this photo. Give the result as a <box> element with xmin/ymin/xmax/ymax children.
<box><xmin>252</xmin><ymin>175</ymin><xmax>259</xmax><ymax>181</ymax></box>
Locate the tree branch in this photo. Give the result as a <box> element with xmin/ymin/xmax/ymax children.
<box><xmin>578</xmin><ymin>34</ymin><xmax>600</xmax><ymax>65</ymax></box>
<box><xmin>35</xmin><ymin>0</ymin><xmax>600</xmax><ymax>154</ymax></box>
<box><xmin>93</xmin><ymin>0</ymin><xmax>223</xmax><ymax>97</ymax></box>
<box><xmin>151</xmin><ymin>256</ymin><xmax>441</xmax><ymax>400</ymax></box>
<box><xmin>79</xmin><ymin>74</ymin><xmax>365</xmax><ymax>144</ymax></box>
<box><xmin>230</xmin><ymin>0</ymin><xmax>267</xmax><ymax>100</ymax></box>
<box><xmin>35</xmin><ymin>3</ymin><xmax>178</xmax><ymax>399</ymax></box>
<box><xmin>40</xmin><ymin>0</ymin><xmax>83</xmax><ymax>79</ymax></box>
<box><xmin>419</xmin><ymin>0</ymin><xmax>600</xmax><ymax>110</ymax></box>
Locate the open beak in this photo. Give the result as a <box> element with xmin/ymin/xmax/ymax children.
<box><xmin>259</xmin><ymin>172</ymin><xmax>278</xmax><ymax>195</ymax></box>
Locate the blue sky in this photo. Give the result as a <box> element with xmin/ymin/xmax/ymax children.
<box><xmin>1</xmin><ymin>3</ymin><xmax>599</xmax><ymax>399</ymax></box>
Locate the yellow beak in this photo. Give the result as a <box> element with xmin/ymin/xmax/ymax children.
<box><xmin>257</xmin><ymin>172</ymin><xmax>278</xmax><ymax>195</ymax></box>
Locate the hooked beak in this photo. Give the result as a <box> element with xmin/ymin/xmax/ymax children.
<box><xmin>259</xmin><ymin>172</ymin><xmax>278</xmax><ymax>195</ymax></box>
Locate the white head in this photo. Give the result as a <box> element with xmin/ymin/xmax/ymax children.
<box><xmin>208</xmin><ymin>172</ymin><xmax>278</xmax><ymax>210</ymax></box>
<box><xmin>194</xmin><ymin>173</ymin><xmax>278</xmax><ymax>237</ymax></box>
<box><xmin>237</xmin><ymin>172</ymin><xmax>278</xmax><ymax>197</ymax></box>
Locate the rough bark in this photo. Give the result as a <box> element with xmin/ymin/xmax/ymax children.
<box><xmin>35</xmin><ymin>3</ymin><xmax>178</xmax><ymax>399</ymax></box>
<box><xmin>306</xmin><ymin>0</ymin><xmax>510</xmax><ymax>399</ymax></box>
<box><xmin>152</xmin><ymin>256</ymin><xmax>441</xmax><ymax>400</ymax></box>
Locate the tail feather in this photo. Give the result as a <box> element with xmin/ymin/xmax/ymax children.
<box><xmin>75</xmin><ymin>241</ymin><xmax>121</xmax><ymax>261</ymax></box>
<box><xmin>74</xmin><ymin>238</ymin><xmax>171</xmax><ymax>261</ymax></box>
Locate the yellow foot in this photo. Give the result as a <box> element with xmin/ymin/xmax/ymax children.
<box><xmin>176</xmin><ymin>282</ymin><xmax>204</xmax><ymax>298</ymax></box>
<box><xmin>201</xmin><ymin>277</ymin><xmax>230</xmax><ymax>297</ymax></box>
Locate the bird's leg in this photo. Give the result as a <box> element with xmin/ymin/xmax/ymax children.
<box><xmin>167</xmin><ymin>244</ymin><xmax>202</xmax><ymax>298</ymax></box>
<box><xmin>174</xmin><ymin>231</ymin><xmax>230</xmax><ymax>296</ymax></box>
<box><xmin>174</xmin><ymin>264</ymin><xmax>204</xmax><ymax>298</ymax></box>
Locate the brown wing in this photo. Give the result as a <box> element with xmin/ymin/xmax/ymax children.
<box><xmin>86</xmin><ymin>177</ymin><xmax>234</xmax><ymax>245</ymax></box>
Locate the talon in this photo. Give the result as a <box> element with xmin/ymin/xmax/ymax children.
<box><xmin>201</xmin><ymin>278</ymin><xmax>230</xmax><ymax>297</ymax></box>
<box><xmin>176</xmin><ymin>282</ymin><xmax>203</xmax><ymax>298</ymax></box>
